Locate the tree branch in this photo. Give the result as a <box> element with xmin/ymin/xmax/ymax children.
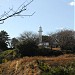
<box><xmin>0</xmin><ymin>0</ymin><xmax>34</xmax><ymax>24</ymax></box>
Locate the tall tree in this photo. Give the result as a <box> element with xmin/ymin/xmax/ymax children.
<box><xmin>0</xmin><ymin>30</ymin><xmax>9</xmax><ymax>50</ymax></box>
<box><xmin>0</xmin><ymin>30</ymin><xmax>9</xmax><ymax>42</ymax></box>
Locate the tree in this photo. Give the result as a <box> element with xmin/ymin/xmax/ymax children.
<box><xmin>0</xmin><ymin>30</ymin><xmax>9</xmax><ymax>50</ymax></box>
<box><xmin>16</xmin><ymin>40</ymin><xmax>38</xmax><ymax>57</ymax></box>
<box><xmin>0</xmin><ymin>30</ymin><xmax>9</xmax><ymax>42</ymax></box>
<box><xmin>15</xmin><ymin>31</ymin><xmax>39</xmax><ymax>56</ymax></box>
<box><xmin>19</xmin><ymin>31</ymin><xmax>38</xmax><ymax>44</ymax></box>
<box><xmin>0</xmin><ymin>41</ymin><xmax>8</xmax><ymax>51</ymax></box>
<box><xmin>49</xmin><ymin>30</ymin><xmax>75</xmax><ymax>50</ymax></box>
<box><xmin>0</xmin><ymin>0</ymin><xmax>35</xmax><ymax>24</ymax></box>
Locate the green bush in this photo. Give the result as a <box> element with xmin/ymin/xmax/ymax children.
<box><xmin>37</xmin><ymin>60</ymin><xmax>50</xmax><ymax>72</ymax></box>
<box><xmin>37</xmin><ymin>60</ymin><xmax>75</xmax><ymax>75</ymax></box>
<box><xmin>0</xmin><ymin>49</ymin><xmax>18</xmax><ymax>63</ymax></box>
<box><xmin>2</xmin><ymin>59</ymin><xmax>8</xmax><ymax>63</ymax></box>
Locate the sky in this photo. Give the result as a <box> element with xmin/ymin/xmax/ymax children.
<box><xmin>0</xmin><ymin>0</ymin><xmax>74</xmax><ymax>38</ymax></box>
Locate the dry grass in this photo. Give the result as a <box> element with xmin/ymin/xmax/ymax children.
<box><xmin>0</xmin><ymin>54</ymin><xmax>75</xmax><ymax>75</ymax></box>
<box><xmin>52</xmin><ymin>48</ymin><xmax>61</xmax><ymax>50</ymax></box>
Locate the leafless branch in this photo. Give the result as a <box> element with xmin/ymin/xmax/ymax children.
<box><xmin>0</xmin><ymin>0</ymin><xmax>34</xmax><ymax>24</ymax></box>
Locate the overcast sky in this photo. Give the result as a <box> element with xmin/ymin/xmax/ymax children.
<box><xmin>0</xmin><ymin>0</ymin><xmax>74</xmax><ymax>38</ymax></box>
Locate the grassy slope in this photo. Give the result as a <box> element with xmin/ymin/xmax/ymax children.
<box><xmin>0</xmin><ymin>54</ymin><xmax>75</xmax><ymax>75</ymax></box>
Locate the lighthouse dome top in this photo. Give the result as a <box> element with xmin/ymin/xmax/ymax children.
<box><xmin>38</xmin><ymin>26</ymin><xmax>43</xmax><ymax>32</ymax></box>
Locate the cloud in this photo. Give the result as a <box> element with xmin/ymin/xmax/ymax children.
<box><xmin>68</xmin><ymin>1</ymin><xmax>75</xmax><ymax>6</ymax></box>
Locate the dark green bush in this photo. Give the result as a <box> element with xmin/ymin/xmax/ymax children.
<box><xmin>16</xmin><ymin>40</ymin><xmax>38</xmax><ymax>57</ymax></box>
<box><xmin>16</xmin><ymin>40</ymin><xmax>63</xmax><ymax>57</ymax></box>
<box><xmin>37</xmin><ymin>48</ymin><xmax>63</xmax><ymax>56</ymax></box>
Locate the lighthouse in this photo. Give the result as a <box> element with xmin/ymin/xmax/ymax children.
<box><xmin>38</xmin><ymin>26</ymin><xmax>43</xmax><ymax>45</ymax></box>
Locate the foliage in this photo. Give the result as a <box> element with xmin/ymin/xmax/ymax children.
<box><xmin>49</xmin><ymin>30</ymin><xmax>75</xmax><ymax>50</ymax></box>
<box><xmin>0</xmin><ymin>54</ymin><xmax>75</xmax><ymax>75</ymax></box>
<box><xmin>37</xmin><ymin>47</ymin><xmax>63</xmax><ymax>56</ymax></box>
<box><xmin>0</xmin><ymin>49</ymin><xmax>18</xmax><ymax>63</ymax></box>
<box><xmin>10</xmin><ymin>30</ymin><xmax>75</xmax><ymax>57</ymax></box>
<box><xmin>16</xmin><ymin>40</ymin><xmax>38</xmax><ymax>57</ymax></box>
<box><xmin>0</xmin><ymin>30</ymin><xmax>9</xmax><ymax>42</ymax></box>
<box><xmin>0</xmin><ymin>30</ymin><xmax>10</xmax><ymax>50</ymax></box>
<box><xmin>18</xmin><ymin>31</ymin><xmax>38</xmax><ymax>43</ymax></box>
<box><xmin>37</xmin><ymin>60</ymin><xmax>50</xmax><ymax>72</ymax></box>
<box><xmin>15</xmin><ymin>31</ymin><xmax>39</xmax><ymax>57</ymax></box>
<box><xmin>16</xmin><ymin>38</ymin><xmax>63</xmax><ymax>56</ymax></box>
<box><xmin>37</xmin><ymin>60</ymin><xmax>75</xmax><ymax>75</ymax></box>
<box><xmin>0</xmin><ymin>41</ymin><xmax>8</xmax><ymax>51</ymax></box>
<box><xmin>17</xmin><ymin>42</ymin><xmax>63</xmax><ymax>57</ymax></box>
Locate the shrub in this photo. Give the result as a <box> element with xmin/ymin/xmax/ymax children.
<box><xmin>0</xmin><ymin>49</ymin><xmax>18</xmax><ymax>63</ymax></box>
<box><xmin>37</xmin><ymin>47</ymin><xmax>63</xmax><ymax>56</ymax></box>
<box><xmin>16</xmin><ymin>40</ymin><xmax>38</xmax><ymax>57</ymax></box>
<box><xmin>37</xmin><ymin>60</ymin><xmax>75</xmax><ymax>75</ymax></box>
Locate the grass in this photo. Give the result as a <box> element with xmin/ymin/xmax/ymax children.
<box><xmin>0</xmin><ymin>54</ymin><xmax>75</xmax><ymax>75</ymax></box>
<box><xmin>52</xmin><ymin>48</ymin><xmax>61</xmax><ymax>50</ymax></box>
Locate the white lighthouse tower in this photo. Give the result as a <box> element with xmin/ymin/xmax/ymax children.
<box><xmin>38</xmin><ymin>26</ymin><xmax>43</xmax><ymax>45</ymax></box>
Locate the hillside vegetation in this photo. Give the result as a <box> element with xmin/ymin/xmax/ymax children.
<box><xmin>0</xmin><ymin>30</ymin><xmax>75</xmax><ymax>75</ymax></box>
<box><xmin>0</xmin><ymin>54</ymin><xmax>75</xmax><ymax>75</ymax></box>
<box><xmin>0</xmin><ymin>50</ymin><xmax>18</xmax><ymax>63</ymax></box>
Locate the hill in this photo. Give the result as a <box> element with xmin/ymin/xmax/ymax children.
<box><xmin>0</xmin><ymin>54</ymin><xmax>75</xmax><ymax>75</ymax></box>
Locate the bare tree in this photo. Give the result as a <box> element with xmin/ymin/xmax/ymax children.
<box><xmin>0</xmin><ymin>0</ymin><xmax>35</xmax><ymax>24</ymax></box>
<box><xmin>18</xmin><ymin>31</ymin><xmax>38</xmax><ymax>42</ymax></box>
<box><xmin>49</xmin><ymin>30</ymin><xmax>75</xmax><ymax>50</ymax></box>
